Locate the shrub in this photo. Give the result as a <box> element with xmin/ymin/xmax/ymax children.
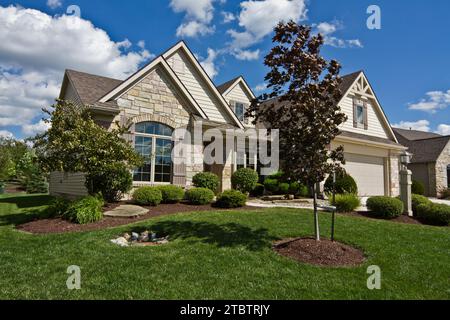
<box><xmin>231</xmin><ymin>168</ymin><xmax>259</xmax><ymax>194</ymax></box>
<box><xmin>26</xmin><ymin>173</ymin><xmax>48</xmax><ymax>194</ymax></box>
<box><xmin>417</xmin><ymin>203</ymin><xmax>450</xmax><ymax>226</ymax></box>
<box><xmin>411</xmin><ymin>194</ymin><xmax>431</xmax><ymax>216</ymax></box>
<box><xmin>331</xmin><ymin>194</ymin><xmax>361</xmax><ymax>213</ymax></box>
<box><xmin>0</xmin><ymin>181</ymin><xmax>4</xmax><ymax>194</ymax></box>
<box><xmin>215</xmin><ymin>190</ymin><xmax>247</xmax><ymax>208</ymax></box>
<box><xmin>192</xmin><ymin>172</ymin><xmax>220</xmax><ymax>192</ymax></box>
<box><xmin>47</xmin><ymin>197</ymin><xmax>72</xmax><ymax>218</ymax></box>
<box><xmin>264</xmin><ymin>178</ymin><xmax>279</xmax><ymax>194</ymax></box>
<box><xmin>186</xmin><ymin>187</ymin><xmax>215</xmax><ymax>205</ymax></box>
<box><xmin>132</xmin><ymin>186</ymin><xmax>162</xmax><ymax>206</ymax></box>
<box><xmin>267</xmin><ymin>171</ymin><xmax>285</xmax><ymax>181</ymax></box>
<box><xmin>324</xmin><ymin>171</ymin><xmax>358</xmax><ymax>195</ymax></box>
<box><xmin>158</xmin><ymin>185</ymin><xmax>185</xmax><ymax>204</ymax></box>
<box><xmin>86</xmin><ymin>164</ymin><xmax>133</xmax><ymax>202</ymax></box>
<box><xmin>439</xmin><ymin>188</ymin><xmax>450</xmax><ymax>200</ymax></box>
<box><xmin>250</xmin><ymin>183</ymin><xmax>265</xmax><ymax>197</ymax></box>
<box><xmin>366</xmin><ymin>196</ymin><xmax>404</xmax><ymax>219</ymax></box>
<box><xmin>64</xmin><ymin>196</ymin><xmax>104</xmax><ymax>224</ymax></box>
<box><xmin>289</xmin><ymin>182</ymin><xmax>309</xmax><ymax>197</ymax></box>
<box><xmin>412</xmin><ymin>180</ymin><xmax>425</xmax><ymax>196</ymax></box>
<box><xmin>278</xmin><ymin>183</ymin><xmax>290</xmax><ymax>194</ymax></box>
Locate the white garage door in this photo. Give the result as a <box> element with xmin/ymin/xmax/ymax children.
<box><xmin>343</xmin><ymin>153</ymin><xmax>385</xmax><ymax>196</ymax></box>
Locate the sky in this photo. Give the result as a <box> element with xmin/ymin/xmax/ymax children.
<box><xmin>0</xmin><ymin>0</ymin><xmax>450</xmax><ymax>140</ymax></box>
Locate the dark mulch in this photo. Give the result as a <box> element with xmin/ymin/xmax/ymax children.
<box><xmin>343</xmin><ymin>211</ymin><xmax>424</xmax><ymax>225</ymax></box>
<box><xmin>16</xmin><ymin>202</ymin><xmax>259</xmax><ymax>235</ymax></box>
<box><xmin>274</xmin><ymin>237</ymin><xmax>366</xmax><ymax>267</ymax></box>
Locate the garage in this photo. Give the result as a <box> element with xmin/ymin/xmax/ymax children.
<box><xmin>343</xmin><ymin>153</ymin><xmax>386</xmax><ymax>196</ymax></box>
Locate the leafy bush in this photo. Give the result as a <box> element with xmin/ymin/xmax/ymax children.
<box><xmin>0</xmin><ymin>181</ymin><xmax>5</xmax><ymax>194</ymax></box>
<box><xmin>412</xmin><ymin>180</ymin><xmax>425</xmax><ymax>196</ymax></box>
<box><xmin>278</xmin><ymin>183</ymin><xmax>290</xmax><ymax>194</ymax></box>
<box><xmin>264</xmin><ymin>178</ymin><xmax>279</xmax><ymax>194</ymax></box>
<box><xmin>132</xmin><ymin>186</ymin><xmax>162</xmax><ymax>206</ymax></box>
<box><xmin>186</xmin><ymin>187</ymin><xmax>215</xmax><ymax>205</ymax></box>
<box><xmin>86</xmin><ymin>164</ymin><xmax>133</xmax><ymax>202</ymax></box>
<box><xmin>47</xmin><ymin>197</ymin><xmax>72</xmax><ymax>218</ymax></box>
<box><xmin>411</xmin><ymin>194</ymin><xmax>431</xmax><ymax>216</ymax></box>
<box><xmin>250</xmin><ymin>183</ymin><xmax>265</xmax><ymax>197</ymax></box>
<box><xmin>324</xmin><ymin>171</ymin><xmax>358</xmax><ymax>195</ymax></box>
<box><xmin>215</xmin><ymin>190</ymin><xmax>247</xmax><ymax>208</ymax></box>
<box><xmin>331</xmin><ymin>194</ymin><xmax>361</xmax><ymax>213</ymax></box>
<box><xmin>26</xmin><ymin>173</ymin><xmax>48</xmax><ymax>194</ymax></box>
<box><xmin>192</xmin><ymin>172</ymin><xmax>220</xmax><ymax>192</ymax></box>
<box><xmin>231</xmin><ymin>168</ymin><xmax>259</xmax><ymax>194</ymax></box>
<box><xmin>416</xmin><ymin>203</ymin><xmax>450</xmax><ymax>226</ymax></box>
<box><xmin>366</xmin><ymin>196</ymin><xmax>404</xmax><ymax>219</ymax></box>
<box><xmin>64</xmin><ymin>196</ymin><xmax>104</xmax><ymax>224</ymax></box>
<box><xmin>289</xmin><ymin>182</ymin><xmax>309</xmax><ymax>197</ymax></box>
<box><xmin>158</xmin><ymin>185</ymin><xmax>185</xmax><ymax>204</ymax></box>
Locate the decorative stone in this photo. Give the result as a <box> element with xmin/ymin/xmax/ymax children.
<box><xmin>131</xmin><ymin>232</ymin><xmax>139</xmax><ymax>241</ymax></box>
<box><xmin>123</xmin><ymin>233</ymin><xmax>131</xmax><ymax>241</ymax></box>
<box><xmin>139</xmin><ymin>231</ymin><xmax>150</xmax><ymax>242</ymax></box>
<box><xmin>111</xmin><ymin>237</ymin><xmax>129</xmax><ymax>247</ymax></box>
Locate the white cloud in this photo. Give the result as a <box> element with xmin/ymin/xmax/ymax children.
<box><xmin>22</xmin><ymin>119</ymin><xmax>51</xmax><ymax>137</ymax></box>
<box><xmin>436</xmin><ymin>124</ymin><xmax>450</xmax><ymax>136</ymax></box>
<box><xmin>228</xmin><ymin>0</ymin><xmax>308</xmax><ymax>49</ymax></box>
<box><xmin>0</xmin><ymin>5</ymin><xmax>152</xmax><ymax>138</ymax></box>
<box><xmin>47</xmin><ymin>0</ymin><xmax>62</xmax><ymax>9</ymax></box>
<box><xmin>221</xmin><ymin>11</ymin><xmax>235</xmax><ymax>23</ymax></box>
<box><xmin>409</xmin><ymin>90</ymin><xmax>450</xmax><ymax>113</ymax></box>
<box><xmin>254</xmin><ymin>83</ymin><xmax>267</xmax><ymax>93</ymax></box>
<box><xmin>315</xmin><ymin>21</ymin><xmax>363</xmax><ymax>48</ymax></box>
<box><xmin>199</xmin><ymin>48</ymin><xmax>218</xmax><ymax>78</ymax></box>
<box><xmin>0</xmin><ymin>130</ymin><xmax>14</xmax><ymax>139</ymax></box>
<box><xmin>170</xmin><ymin>0</ymin><xmax>216</xmax><ymax>38</ymax></box>
<box><xmin>231</xmin><ymin>49</ymin><xmax>260</xmax><ymax>61</ymax></box>
<box><xmin>392</xmin><ymin>120</ymin><xmax>431</xmax><ymax>132</ymax></box>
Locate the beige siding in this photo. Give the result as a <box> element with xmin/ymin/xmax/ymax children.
<box><xmin>63</xmin><ymin>82</ymin><xmax>83</xmax><ymax>106</ymax></box>
<box><xmin>338</xmin><ymin>93</ymin><xmax>389</xmax><ymax>139</ymax></box>
<box><xmin>49</xmin><ymin>172</ymin><xmax>88</xmax><ymax>198</ymax></box>
<box><xmin>165</xmin><ymin>50</ymin><xmax>231</xmax><ymax>123</ymax></box>
<box><xmin>224</xmin><ymin>82</ymin><xmax>255</xmax><ymax>127</ymax></box>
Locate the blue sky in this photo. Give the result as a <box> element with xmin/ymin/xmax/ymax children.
<box><xmin>0</xmin><ymin>0</ymin><xmax>449</xmax><ymax>139</ymax></box>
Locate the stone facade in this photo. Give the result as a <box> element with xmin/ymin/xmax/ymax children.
<box><xmin>389</xmin><ymin>155</ymin><xmax>400</xmax><ymax>197</ymax></box>
<box><xmin>435</xmin><ymin>140</ymin><xmax>450</xmax><ymax>197</ymax></box>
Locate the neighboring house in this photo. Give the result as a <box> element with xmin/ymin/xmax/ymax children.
<box><xmin>393</xmin><ymin>128</ymin><xmax>450</xmax><ymax>197</ymax></box>
<box><xmin>262</xmin><ymin>71</ymin><xmax>406</xmax><ymax>197</ymax></box>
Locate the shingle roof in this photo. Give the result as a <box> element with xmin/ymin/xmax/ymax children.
<box><xmin>64</xmin><ymin>69</ymin><xmax>122</xmax><ymax>105</ymax></box>
<box><xmin>216</xmin><ymin>76</ymin><xmax>241</xmax><ymax>94</ymax></box>
<box><xmin>393</xmin><ymin>127</ymin><xmax>442</xmax><ymax>141</ymax></box>
<box><xmin>339</xmin><ymin>130</ymin><xmax>402</xmax><ymax>146</ymax></box>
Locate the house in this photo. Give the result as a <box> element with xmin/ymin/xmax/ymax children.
<box><xmin>49</xmin><ymin>41</ymin><xmax>405</xmax><ymax>199</ymax></box>
<box><xmin>393</xmin><ymin>128</ymin><xmax>450</xmax><ymax>197</ymax></box>
<box><xmin>262</xmin><ymin>71</ymin><xmax>406</xmax><ymax>197</ymax></box>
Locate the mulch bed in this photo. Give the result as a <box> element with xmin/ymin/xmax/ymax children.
<box><xmin>16</xmin><ymin>202</ymin><xmax>259</xmax><ymax>235</ymax></box>
<box><xmin>274</xmin><ymin>237</ymin><xmax>366</xmax><ymax>267</ymax></box>
<box><xmin>343</xmin><ymin>211</ymin><xmax>424</xmax><ymax>225</ymax></box>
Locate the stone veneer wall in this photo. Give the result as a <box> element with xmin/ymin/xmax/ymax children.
<box><xmin>435</xmin><ymin>141</ymin><xmax>450</xmax><ymax>197</ymax></box>
<box><xmin>389</xmin><ymin>155</ymin><xmax>400</xmax><ymax>197</ymax></box>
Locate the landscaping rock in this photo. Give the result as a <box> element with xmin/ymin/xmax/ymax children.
<box><xmin>139</xmin><ymin>231</ymin><xmax>149</xmax><ymax>242</ymax></box>
<box><xmin>123</xmin><ymin>233</ymin><xmax>131</xmax><ymax>241</ymax></box>
<box><xmin>131</xmin><ymin>232</ymin><xmax>139</xmax><ymax>241</ymax></box>
<box><xmin>103</xmin><ymin>205</ymin><xmax>148</xmax><ymax>218</ymax></box>
<box><xmin>111</xmin><ymin>237</ymin><xmax>129</xmax><ymax>247</ymax></box>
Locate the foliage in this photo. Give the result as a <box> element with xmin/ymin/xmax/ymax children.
<box><xmin>86</xmin><ymin>163</ymin><xmax>133</xmax><ymax>202</ymax></box>
<box><xmin>215</xmin><ymin>190</ymin><xmax>247</xmax><ymax>208</ymax></box>
<box><xmin>0</xmin><ymin>137</ymin><xmax>28</xmax><ymax>181</ymax></box>
<box><xmin>416</xmin><ymin>203</ymin><xmax>450</xmax><ymax>226</ymax></box>
<box><xmin>192</xmin><ymin>172</ymin><xmax>220</xmax><ymax>192</ymax></box>
<box><xmin>439</xmin><ymin>188</ymin><xmax>450</xmax><ymax>200</ymax></box>
<box><xmin>231</xmin><ymin>168</ymin><xmax>259</xmax><ymax>194</ymax></box>
<box><xmin>47</xmin><ymin>197</ymin><xmax>72</xmax><ymax>218</ymax></box>
<box><xmin>324</xmin><ymin>170</ymin><xmax>358</xmax><ymax>195</ymax></box>
<box><xmin>278</xmin><ymin>183</ymin><xmax>290</xmax><ymax>194</ymax></box>
<box><xmin>158</xmin><ymin>185</ymin><xmax>185</xmax><ymax>204</ymax></box>
<box><xmin>250</xmin><ymin>183</ymin><xmax>265</xmax><ymax>197</ymax></box>
<box><xmin>185</xmin><ymin>188</ymin><xmax>215</xmax><ymax>205</ymax></box>
<box><xmin>412</xmin><ymin>180</ymin><xmax>425</xmax><ymax>196</ymax></box>
<box><xmin>0</xmin><ymin>182</ymin><xmax>4</xmax><ymax>194</ymax></box>
<box><xmin>289</xmin><ymin>182</ymin><xmax>309</xmax><ymax>197</ymax></box>
<box><xmin>263</xmin><ymin>178</ymin><xmax>279</xmax><ymax>194</ymax></box>
<box><xmin>132</xmin><ymin>186</ymin><xmax>162</xmax><ymax>206</ymax></box>
<box><xmin>33</xmin><ymin>100</ymin><xmax>142</xmax><ymax>196</ymax></box>
<box><xmin>331</xmin><ymin>194</ymin><xmax>361</xmax><ymax>213</ymax></box>
<box><xmin>411</xmin><ymin>194</ymin><xmax>431</xmax><ymax>216</ymax></box>
<box><xmin>366</xmin><ymin>196</ymin><xmax>404</xmax><ymax>219</ymax></box>
<box><xmin>64</xmin><ymin>196</ymin><xmax>104</xmax><ymax>224</ymax></box>
<box><xmin>26</xmin><ymin>173</ymin><xmax>49</xmax><ymax>194</ymax></box>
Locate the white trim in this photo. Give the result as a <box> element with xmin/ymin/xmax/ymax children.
<box><xmin>335</xmin><ymin>135</ymin><xmax>406</xmax><ymax>151</ymax></box>
<box><xmin>222</xmin><ymin>76</ymin><xmax>256</xmax><ymax>100</ymax></box>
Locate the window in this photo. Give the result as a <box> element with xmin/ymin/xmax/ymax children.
<box><xmin>234</xmin><ymin>102</ymin><xmax>245</xmax><ymax>122</ymax></box>
<box><xmin>353</xmin><ymin>98</ymin><xmax>368</xmax><ymax>129</ymax></box>
<box><xmin>447</xmin><ymin>165</ymin><xmax>450</xmax><ymax>188</ymax></box>
<box><xmin>134</xmin><ymin>122</ymin><xmax>173</xmax><ymax>183</ymax></box>
<box><xmin>356</xmin><ymin>104</ymin><xmax>364</xmax><ymax>125</ymax></box>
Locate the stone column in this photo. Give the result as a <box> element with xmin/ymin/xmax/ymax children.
<box><xmin>400</xmin><ymin>168</ymin><xmax>413</xmax><ymax>216</ymax></box>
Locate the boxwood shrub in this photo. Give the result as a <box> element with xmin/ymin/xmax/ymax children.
<box><xmin>289</xmin><ymin>182</ymin><xmax>309</xmax><ymax>197</ymax></box>
<box><xmin>366</xmin><ymin>196</ymin><xmax>404</xmax><ymax>219</ymax></box>
<box><xmin>215</xmin><ymin>190</ymin><xmax>247</xmax><ymax>208</ymax></box>
<box><xmin>250</xmin><ymin>183</ymin><xmax>265</xmax><ymax>197</ymax></box>
<box><xmin>331</xmin><ymin>194</ymin><xmax>361</xmax><ymax>213</ymax></box>
<box><xmin>417</xmin><ymin>203</ymin><xmax>450</xmax><ymax>226</ymax></box>
<box><xmin>412</xmin><ymin>180</ymin><xmax>425</xmax><ymax>196</ymax></box>
<box><xmin>132</xmin><ymin>186</ymin><xmax>162</xmax><ymax>206</ymax></box>
<box><xmin>64</xmin><ymin>196</ymin><xmax>104</xmax><ymax>224</ymax></box>
<box><xmin>231</xmin><ymin>168</ymin><xmax>259</xmax><ymax>194</ymax></box>
<box><xmin>278</xmin><ymin>183</ymin><xmax>290</xmax><ymax>195</ymax></box>
<box><xmin>158</xmin><ymin>185</ymin><xmax>185</xmax><ymax>204</ymax></box>
<box><xmin>186</xmin><ymin>187</ymin><xmax>215</xmax><ymax>205</ymax></box>
<box><xmin>324</xmin><ymin>171</ymin><xmax>358</xmax><ymax>195</ymax></box>
<box><xmin>411</xmin><ymin>194</ymin><xmax>431</xmax><ymax>216</ymax></box>
<box><xmin>192</xmin><ymin>172</ymin><xmax>220</xmax><ymax>192</ymax></box>
<box><xmin>263</xmin><ymin>178</ymin><xmax>279</xmax><ymax>194</ymax></box>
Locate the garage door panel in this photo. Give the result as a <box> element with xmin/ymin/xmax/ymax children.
<box><xmin>343</xmin><ymin>153</ymin><xmax>385</xmax><ymax>196</ymax></box>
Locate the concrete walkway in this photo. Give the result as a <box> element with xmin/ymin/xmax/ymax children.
<box><xmin>104</xmin><ymin>205</ymin><xmax>148</xmax><ymax>218</ymax></box>
<box><xmin>429</xmin><ymin>198</ymin><xmax>450</xmax><ymax>205</ymax></box>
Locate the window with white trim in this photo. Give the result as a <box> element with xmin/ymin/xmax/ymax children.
<box><xmin>234</xmin><ymin>102</ymin><xmax>245</xmax><ymax>122</ymax></box>
<box><xmin>356</xmin><ymin>104</ymin><xmax>364</xmax><ymax>125</ymax></box>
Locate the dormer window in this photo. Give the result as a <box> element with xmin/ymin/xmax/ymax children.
<box><xmin>353</xmin><ymin>98</ymin><xmax>368</xmax><ymax>130</ymax></box>
<box><xmin>356</xmin><ymin>104</ymin><xmax>364</xmax><ymax>125</ymax></box>
<box><xmin>234</xmin><ymin>102</ymin><xmax>245</xmax><ymax>122</ymax></box>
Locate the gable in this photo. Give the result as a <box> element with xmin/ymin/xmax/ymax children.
<box><xmin>222</xmin><ymin>80</ymin><xmax>254</xmax><ymax>105</ymax></box>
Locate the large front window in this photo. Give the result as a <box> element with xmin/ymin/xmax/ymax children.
<box><xmin>134</xmin><ymin>122</ymin><xmax>173</xmax><ymax>183</ymax></box>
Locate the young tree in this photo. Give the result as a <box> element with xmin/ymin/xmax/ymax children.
<box><xmin>247</xmin><ymin>21</ymin><xmax>347</xmax><ymax>241</ymax></box>
<box><xmin>33</xmin><ymin>100</ymin><xmax>142</xmax><ymax>201</ymax></box>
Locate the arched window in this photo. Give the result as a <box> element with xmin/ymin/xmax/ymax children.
<box><xmin>133</xmin><ymin>122</ymin><xmax>173</xmax><ymax>183</ymax></box>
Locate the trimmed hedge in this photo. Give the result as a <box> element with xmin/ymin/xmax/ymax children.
<box><xmin>331</xmin><ymin>194</ymin><xmax>361</xmax><ymax>213</ymax></box>
<box><xmin>250</xmin><ymin>183</ymin><xmax>265</xmax><ymax>197</ymax></box>
<box><xmin>417</xmin><ymin>203</ymin><xmax>450</xmax><ymax>226</ymax></box>
<box><xmin>411</xmin><ymin>194</ymin><xmax>431</xmax><ymax>216</ymax></box>
<box><xmin>215</xmin><ymin>190</ymin><xmax>247</xmax><ymax>208</ymax></box>
<box><xmin>289</xmin><ymin>182</ymin><xmax>309</xmax><ymax>197</ymax></box>
<box><xmin>132</xmin><ymin>186</ymin><xmax>162</xmax><ymax>206</ymax></box>
<box><xmin>278</xmin><ymin>183</ymin><xmax>290</xmax><ymax>195</ymax></box>
<box><xmin>192</xmin><ymin>172</ymin><xmax>220</xmax><ymax>192</ymax></box>
<box><xmin>64</xmin><ymin>196</ymin><xmax>104</xmax><ymax>224</ymax></box>
<box><xmin>412</xmin><ymin>180</ymin><xmax>425</xmax><ymax>196</ymax></box>
<box><xmin>324</xmin><ymin>172</ymin><xmax>358</xmax><ymax>195</ymax></box>
<box><xmin>231</xmin><ymin>168</ymin><xmax>259</xmax><ymax>194</ymax></box>
<box><xmin>366</xmin><ymin>196</ymin><xmax>404</xmax><ymax>219</ymax></box>
<box><xmin>264</xmin><ymin>178</ymin><xmax>279</xmax><ymax>194</ymax></box>
<box><xmin>186</xmin><ymin>188</ymin><xmax>215</xmax><ymax>205</ymax></box>
<box><xmin>158</xmin><ymin>185</ymin><xmax>185</xmax><ymax>204</ymax></box>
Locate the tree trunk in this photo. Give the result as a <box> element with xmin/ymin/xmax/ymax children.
<box><xmin>312</xmin><ymin>183</ymin><xmax>320</xmax><ymax>241</ymax></box>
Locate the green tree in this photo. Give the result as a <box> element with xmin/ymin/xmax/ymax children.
<box><xmin>0</xmin><ymin>137</ymin><xmax>28</xmax><ymax>181</ymax></box>
<box><xmin>247</xmin><ymin>22</ymin><xmax>347</xmax><ymax>241</ymax></box>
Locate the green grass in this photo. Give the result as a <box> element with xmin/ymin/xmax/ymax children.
<box><xmin>0</xmin><ymin>193</ymin><xmax>449</xmax><ymax>300</ymax></box>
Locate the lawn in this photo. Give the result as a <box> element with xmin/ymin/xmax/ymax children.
<box><xmin>0</xmin><ymin>193</ymin><xmax>449</xmax><ymax>300</ymax></box>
